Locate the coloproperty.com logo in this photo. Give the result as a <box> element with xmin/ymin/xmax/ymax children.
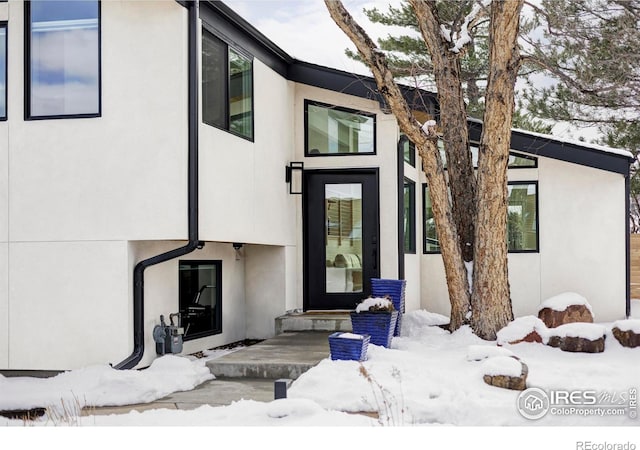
<box><xmin>517</xmin><ymin>387</ymin><xmax>638</xmax><ymax>420</ymax></box>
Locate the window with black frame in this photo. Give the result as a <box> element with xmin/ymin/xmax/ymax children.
<box><xmin>202</xmin><ymin>28</ymin><xmax>253</xmax><ymax>140</ymax></box>
<box><xmin>404</xmin><ymin>179</ymin><xmax>416</xmax><ymax>253</ymax></box>
<box><xmin>305</xmin><ymin>100</ymin><xmax>375</xmax><ymax>155</ymax></box>
<box><xmin>179</xmin><ymin>261</ymin><xmax>222</xmax><ymax>340</ymax></box>
<box><xmin>423</xmin><ymin>181</ymin><xmax>538</xmax><ymax>253</ymax></box>
<box><xmin>25</xmin><ymin>0</ymin><xmax>100</xmax><ymax>119</ymax></box>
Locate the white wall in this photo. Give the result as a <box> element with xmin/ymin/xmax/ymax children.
<box><xmin>539</xmin><ymin>158</ymin><xmax>626</xmax><ymax>321</ymax></box>
<box><xmin>419</xmin><ymin>155</ymin><xmax>627</xmax><ymax>323</ymax></box>
<box><xmin>7</xmin><ymin>1</ymin><xmax>188</xmax><ymax>243</ymax></box>
<box><xmin>199</xmin><ymin>60</ymin><xmax>297</xmax><ymax>246</ymax></box>
<box><xmin>245</xmin><ymin>244</ymin><xmax>287</xmax><ymax>338</ymax></box>
<box><xmin>9</xmin><ymin>241</ymin><xmax>130</xmax><ymax>370</ymax></box>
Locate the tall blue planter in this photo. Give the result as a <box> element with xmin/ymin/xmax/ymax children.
<box><xmin>350</xmin><ymin>311</ymin><xmax>398</xmax><ymax>348</ymax></box>
<box><xmin>371</xmin><ymin>278</ymin><xmax>406</xmax><ymax>336</ymax></box>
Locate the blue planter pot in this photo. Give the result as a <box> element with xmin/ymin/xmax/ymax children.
<box><xmin>371</xmin><ymin>278</ymin><xmax>406</xmax><ymax>336</ymax></box>
<box><xmin>350</xmin><ymin>311</ymin><xmax>398</xmax><ymax>348</ymax></box>
<box><xmin>328</xmin><ymin>332</ymin><xmax>370</xmax><ymax>361</ymax></box>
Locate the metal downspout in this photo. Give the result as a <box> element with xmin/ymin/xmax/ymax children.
<box><xmin>397</xmin><ymin>135</ymin><xmax>408</xmax><ymax>280</ymax></box>
<box><xmin>626</xmin><ymin>171</ymin><xmax>631</xmax><ymax>318</ymax></box>
<box><xmin>114</xmin><ymin>1</ymin><xmax>201</xmax><ymax>369</ymax></box>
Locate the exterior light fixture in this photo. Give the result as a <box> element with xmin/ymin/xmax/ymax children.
<box><xmin>285</xmin><ymin>161</ymin><xmax>304</xmax><ymax>195</ymax></box>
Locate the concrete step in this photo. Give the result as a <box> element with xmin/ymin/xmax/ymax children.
<box><xmin>206</xmin><ymin>331</ymin><xmax>332</xmax><ymax>380</ymax></box>
<box><xmin>275</xmin><ymin>311</ymin><xmax>352</xmax><ymax>334</ymax></box>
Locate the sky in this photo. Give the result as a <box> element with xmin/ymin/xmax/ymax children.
<box><xmin>1</xmin><ymin>298</ymin><xmax>639</xmax><ymax>447</ymax></box>
<box><xmin>223</xmin><ymin>0</ymin><xmax>604</xmax><ymax>143</ymax></box>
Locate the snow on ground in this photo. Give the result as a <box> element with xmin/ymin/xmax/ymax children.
<box><xmin>1</xmin><ymin>308</ymin><xmax>640</xmax><ymax>442</ymax></box>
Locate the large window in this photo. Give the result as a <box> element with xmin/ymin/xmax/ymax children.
<box><xmin>423</xmin><ymin>181</ymin><xmax>538</xmax><ymax>253</ymax></box>
<box><xmin>305</xmin><ymin>100</ymin><xmax>375</xmax><ymax>155</ymax></box>
<box><xmin>202</xmin><ymin>28</ymin><xmax>253</xmax><ymax>140</ymax></box>
<box><xmin>25</xmin><ymin>0</ymin><xmax>101</xmax><ymax>119</ymax></box>
<box><xmin>0</xmin><ymin>23</ymin><xmax>6</xmax><ymax>120</ymax></box>
<box><xmin>179</xmin><ymin>261</ymin><xmax>222</xmax><ymax>340</ymax></box>
<box><xmin>404</xmin><ymin>179</ymin><xmax>416</xmax><ymax>253</ymax></box>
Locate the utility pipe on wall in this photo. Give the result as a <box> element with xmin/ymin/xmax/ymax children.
<box><xmin>114</xmin><ymin>1</ymin><xmax>201</xmax><ymax>369</ymax></box>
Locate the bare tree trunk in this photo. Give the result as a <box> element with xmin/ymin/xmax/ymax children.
<box><xmin>471</xmin><ymin>0</ymin><xmax>522</xmax><ymax>339</ymax></box>
<box><xmin>409</xmin><ymin>0</ymin><xmax>476</xmax><ymax>263</ymax></box>
<box><xmin>324</xmin><ymin>0</ymin><xmax>471</xmax><ymax>330</ymax></box>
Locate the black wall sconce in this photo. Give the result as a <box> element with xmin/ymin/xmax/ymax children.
<box><xmin>285</xmin><ymin>161</ymin><xmax>304</xmax><ymax>195</ymax></box>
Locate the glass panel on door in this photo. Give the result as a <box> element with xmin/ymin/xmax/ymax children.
<box><xmin>325</xmin><ymin>183</ymin><xmax>363</xmax><ymax>293</ymax></box>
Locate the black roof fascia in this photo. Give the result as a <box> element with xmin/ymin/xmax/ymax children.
<box><xmin>289</xmin><ymin>60</ymin><xmax>438</xmax><ymax>116</ymax></box>
<box><xmin>198</xmin><ymin>2</ymin><xmax>438</xmax><ymax>115</ymax></box>
<box><xmin>468</xmin><ymin>120</ymin><xmax>632</xmax><ymax>176</ymax></box>
<box><xmin>200</xmin><ymin>1</ymin><xmax>292</xmax><ymax>77</ymax></box>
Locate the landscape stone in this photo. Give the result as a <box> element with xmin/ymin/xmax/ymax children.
<box><xmin>612</xmin><ymin>322</ymin><xmax>640</xmax><ymax>348</ymax></box>
<box><xmin>538</xmin><ymin>304</ymin><xmax>594</xmax><ymax>328</ymax></box>
<box><xmin>482</xmin><ymin>358</ymin><xmax>529</xmax><ymax>391</ymax></box>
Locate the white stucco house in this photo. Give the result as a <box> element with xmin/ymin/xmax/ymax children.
<box><xmin>0</xmin><ymin>0</ymin><xmax>632</xmax><ymax>371</ymax></box>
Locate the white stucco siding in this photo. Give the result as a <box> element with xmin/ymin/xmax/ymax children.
<box><xmin>245</xmin><ymin>244</ymin><xmax>287</xmax><ymax>339</ymax></box>
<box><xmin>128</xmin><ymin>241</ymin><xmax>247</xmax><ymax>368</ymax></box>
<box><xmin>8</xmin><ymin>1</ymin><xmax>188</xmax><ymax>243</ymax></box>
<box><xmin>0</xmin><ymin>243</ymin><xmax>7</xmax><ymax>368</ymax></box>
<box><xmin>538</xmin><ymin>158</ymin><xmax>626</xmax><ymax>321</ymax></box>
<box><xmin>0</xmin><ymin>126</ymin><xmax>7</xmax><ymax>243</ymax></box>
<box><xmin>420</xmin><ymin>156</ymin><xmax>627</xmax><ymax>322</ymax></box>
<box><xmin>199</xmin><ymin>60</ymin><xmax>296</xmax><ymax>247</ymax></box>
<box><xmin>8</xmin><ymin>241</ymin><xmax>130</xmax><ymax>370</ymax></box>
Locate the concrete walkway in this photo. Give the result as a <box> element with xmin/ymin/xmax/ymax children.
<box><xmin>84</xmin><ymin>331</ymin><xmax>332</xmax><ymax>416</ymax></box>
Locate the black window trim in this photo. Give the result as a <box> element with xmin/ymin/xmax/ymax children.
<box><xmin>0</xmin><ymin>21</ymin><xmax>6</xmax><ymax>121</ymax></box>
<box><xmin>507</xmin><ymin>151</ymin><xmax>538</xmax><ymax>168</ymax></box>
<box><xmin>179</xmin><ymin>259</ymin><xmax>223</xmax><ymax>341</ymax></box>
<box><xmin>402</xmin><ymin>133</ymin><xmax>416</xmax><ymax>167</ymax></box>
<box><xmin>201</xmin><ymin>24</ymin><xmax>255</xmax><ymax>142</ymax></box>
<box><xmin>24</xmin><ymin>0</ymin><xmax>102</xmax><ymax>120</ymax></box>
<box><xmin>403</xmin><ymin>178</ymin><xmax>416</xmax><ymax>254</ymax></box>
<box><xmin>422</xmin><ymin>180</ymin><xmax>539</xmax><ymax>254</ymax></box>
<box><xmin>304</xmin><ymin>99</ymin><xmax>377</xmax><ymax>157</ymax></box>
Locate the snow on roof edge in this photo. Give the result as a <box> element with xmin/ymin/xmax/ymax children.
<box><xmin>467</xmin><ymin>117</ymin><xmax>633</xmax><ymax>159</ymax></box>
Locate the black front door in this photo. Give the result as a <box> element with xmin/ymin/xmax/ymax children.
<box><xmin>304</xmin><ymin>169</ymin><xmax>380</xmax><ymax>310</ymax></box>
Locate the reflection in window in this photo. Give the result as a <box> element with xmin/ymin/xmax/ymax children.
<box><xmin>179</xmin><ymin>261</ymin><xmax>222</xmax><ymax>340</ymax></box>
<box><xmin>423</xmin><ymin>181</ymin><xmax>538</xmax><ymax>253</ymax></box>
<box><xmin>404</xmin><ymin>179</ymin><xmax>416</xmax><ymax>253</ymax></box>
<box><xmin>437</xmin><ymin>142</ymin><xmax>537</xmax><ymax>169</ymax></box>
<box><xmin>402</xmin><ymin>133</ymin><xmax>415</xmax><ymax>166</ymax></box>
<box><xmin>0</xmin><ymin>24</ymin><xmax>6</xmax><ymax>120</ymax></box>
<box><xmin>306</xmin><ymin>101</ymin><xmax>375</xmax><ymax>155</ymax></box>
<box><xmin>423</xmin><ymin>184</ymin><xmax>440</xmax><ymax>253</ymax></box>
<box><xmin>202</xmin><ymin>29</ymin><xmax>253</xmax><ymax>140</ymax></box>
<box><xmin>26</xmin><ymin>0</ymin><xmax>100</xmax><ymax>118</ymax></box>
<box><xmin>507</xmin><ymin>183</ymin><xmax>538</xmax><ymax>251</ymax></box>
<box><xmin>325</xmin><ymin>184</ymin><xmax>363</xmax><ymax>293</ymax></box>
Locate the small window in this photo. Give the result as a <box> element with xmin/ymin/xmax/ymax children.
<box><xmin>202</xmin><ymin>28</ymin><xmax>253</xmax><ymax>140</ymax></box>
<box><xmin>437</xmin><ymin>142</ymin><xmax>537</xmax><ymax>169</ymax></box>
<box><xmin>401</xmin><ymin>134</ymin><xmax>415</xmax><ymax>166</ymax></box>
<box><xmin>25</xmin><ymin>0</ymin><xmax>101</xmax><ymax>119</ymax></box>
<box><xmin>403</xmin><ymin>179</ymin><xmax>416</xmax><ymax>253</ymax></box>
<box><xmin>179</xmin><ymin>260</ymin><xmax>222</xmax><ymax>340</ymax></box>
<box><xmin>0</xmin><ymin>23</ymin><xmax>6</xmax><ymax>120</ymax></box>
<box><xmin>423</xmin><ymin>181</ymin><xmax>538</xmax><ymax>253</ymax></box>
<box><xmin>305</xmin><ymin>100</ymin><xmax>376</xmax><ymax>155</ymax></box>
